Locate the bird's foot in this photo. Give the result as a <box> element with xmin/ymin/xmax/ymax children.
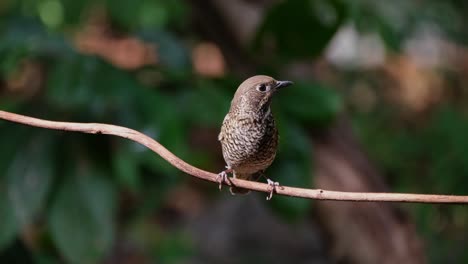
<box><xmin>216</xmin><ymin>171</ymin><xmax>228</xmax><ymax>190</ymax></box>
<box><xmin>266</xmin><ymin>178</ymin><xmax>280</xmax><ymax>200</ymax></box>
<box><xmin>216</xmin><ymin>166</ymin><xmax>232</xmax><ymax>190</ymax></box>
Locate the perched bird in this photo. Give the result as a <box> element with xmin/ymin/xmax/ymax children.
<box><xmin>217</xmin><ymin>75</ymin><xmax>293</xmax><ymax>200</ymax></box>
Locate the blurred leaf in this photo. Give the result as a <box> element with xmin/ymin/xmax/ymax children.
<box><xmin>0</xmin><ymin>99</ymin><xmax>25</xmax><ymax>112</ymax></box>
<box><xmin>0</xmin><ymin>16</ymin><xmax>70</xmax><ymax>56</ymax></box>
<box><xmin>31</xmin><ymin>254</ymin><xmax>59</xmax><ymax>264</ymax></box>
<box><xmin>278</xmin><ymin>81</ymin><xmax>341</xmax><ymax>126</ymax></box>
<box><xmin>38</xmin><ymin>0</ymin><xmax>65</xmax><ymax>29</ymax></box>
<box><xmin>156</xmin><ymin>231</ymin><xmax>193</xmax><ymax>263</ymax></box>
<box><xmin>46</xmin><ymin>53</ymin><xmax>95</xmax><ymax>108</ymax></box>
<box><xmin>48</xmin><ymin>168</ymin><xmax>116</xmax><ymax>264</ymax></box>
<box><xmin>254</xmin><ymin>0</ymin><xmax>345</xmax><ymax>59</ymax></box>
<box><xmin>112</xmin><ymin>141</ymin><xmax>141</xmax><ymax>191</ymax></box>
<box><xmin>47</xmin><ymin>53</ymin><xmax>142</xmax><ymax>114</ymax></box>
<box><xmin>6</xmin><ymin>132</ymin><xmax>54</xmax><ymax>228</ymax></box>
<box><xmin>0</xmin><ymin>123</ymin><xmax>33</xmax><ymax>250</ymax></box>
<box><xmin>423</xmin><ymin>108</ymin><xmax>468</xmax><ymax>194</ymax></box>
<box><xmin>139</xmin><ymin>30</ymin><xmax>191</xmax><ymax>71</ymax></box>
<box><xmin>375</xmin><ymin>17</ymin><xmax>403</xmax><ymax>52</ymax></box>
<box><xmin>59</xmin><ymin>0</ymin><xmax>89</xmax><ymax>25</ymax></box>
<box><xmin>0</xmin><ymin>17</ymin><xmax>70</xmax><ymax>75</ymax></box>
<box><xmin>0</xmin><ymin>189</ymin><xmax>17</xmax><ymax>250</ymax></box>
<box><xmin>351</xmin><ymin>2</ymin><xmax>406</xmax><ymax>51</ymax></box>
<box><xmin>269</xmin><ymin>158</ymin><xmax>311</xmax><ymax>221</ymax></box>
<box><xmin>270</xmin><ymin>121</ymin><xmax>313</xmax><ymax>220</ymax></box>
<box><xmin>135</xmin><ymin>89</ymin><xmax>188</xmax><ymax>172</ymax></box>
<box><xmin>0</xmin><ymin>46</ymin><xmax>28</xmax><ymax>76</ymax></box>
<box><xmin>107</xmin><ymin>0</ymin><xmax>187</xmax><ymax>31</ymax></box>
<box><xmin>185</xmin><ymin>79</ymin><xmax>231</xmax><ymax>126</ymax></box>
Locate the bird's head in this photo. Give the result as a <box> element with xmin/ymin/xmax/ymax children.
<box><xmin>230</xmin><ymin>75</ymin><xmax>293</xmax><ymax>115</ymax></box>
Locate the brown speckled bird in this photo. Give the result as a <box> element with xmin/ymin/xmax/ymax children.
<box><xmin>217</xmin><ymin>75</ymin><xmax>293</xmax><ymax>199</ymax></box>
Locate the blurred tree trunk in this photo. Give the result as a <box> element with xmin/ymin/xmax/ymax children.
<box><xmin>312</xmin><ymin>116</ymin><xmax>425</xmax><ymax>263</ymax></box>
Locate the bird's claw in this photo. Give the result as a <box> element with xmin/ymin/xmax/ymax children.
<box><xmin>217</xmin><ymin>166</ymin><xmax>232</xmax><ymax>190</ymax></box>
<box><xmin>266</xmin><ymin>179</ymin><xmax>280</xmax><ymax>200</ymax></box>
<box><xmin>217</xmin><ymin>171</ymin><xmax>228</xmax><ymax>190</ymax></box>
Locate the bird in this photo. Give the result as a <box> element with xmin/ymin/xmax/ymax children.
<box><xmin>217</xmin><ymin>75</ymin><xmax>293</xmax><ymax>200</ymax></box>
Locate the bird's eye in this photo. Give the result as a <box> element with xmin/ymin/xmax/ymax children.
<box><xmin>256</xmin><ymin>84</ymin><xmax>268</xmax><ymax>92</ymax></box>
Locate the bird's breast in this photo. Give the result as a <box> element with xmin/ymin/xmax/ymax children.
<box><xmin>219</xmin><ymin>112</ymin><xmax>278</xmax><ymax>173</ymax></box>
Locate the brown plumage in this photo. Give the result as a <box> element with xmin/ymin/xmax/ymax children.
<box><xmin>218</xmin><ymin>75</ymin><xmax>293</xmax><ymax>197</ymax></box>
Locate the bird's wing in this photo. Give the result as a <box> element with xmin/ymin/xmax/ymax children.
<box><xmin>218</xmin><ymin>114</ymin><xmax>229</xmax><ymax>141</ymax></box>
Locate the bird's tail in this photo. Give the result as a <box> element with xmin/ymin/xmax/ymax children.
<box><xmin>229</xmin><ymin>172</ymin><xmax>263</xmax><ymax>195</ymax></box>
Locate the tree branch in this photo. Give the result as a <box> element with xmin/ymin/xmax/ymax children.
<box><xmin>1</xmin><ymin>110</ymin><xmax>467</xmax><ymax>203</ymax></box>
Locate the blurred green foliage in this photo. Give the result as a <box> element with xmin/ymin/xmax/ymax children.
<box><xmin>356</xmin><ymin>107</ymin><xmax>468</xmax><ymax>261</ymax></box>
<box><xmin>1</xmin><ymin>0</ymin><xmax>468</xmax><ymax>263</ymax></box>
<box><xmin>0</xmin><ymin>0</ymin><xmax>341</xmax><ymax>262</ymax></box>
<box><xmin>254</xmin><ymin>0</ymin><xmax>346</xmax><ymax>59</ymax></box>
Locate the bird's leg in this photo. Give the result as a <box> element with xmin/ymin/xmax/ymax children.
<box><xmin>266</xmin><ymin>179</ymin><xmax>279</xmax><ymax>200</ymax></box>
<box><xmin>217</xmin><ymin>165</ymin><xmax>233</xmax><ymax>190</ymax></box>
<box><xmin>260</xmin><ymin>173</ymin><xmax>280</xmax><ymax>200</ymax></box>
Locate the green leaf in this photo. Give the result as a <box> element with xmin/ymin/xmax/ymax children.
<box><xmin>46</xmin><ymin>53</ymin><xmax>140</xmax><ymax>115</ymax></box>
<box><xmin>112</xmin><ymin>141</ymin><xmax>141</xmax><ymax>191</ymax></box>
<box><xmin>156</xmin><ymin>231</ymin><xmax>193</xmax><ymax>263</ymax></box>
<box><xmin>139</xmin><ymin>30</ymin><xmax>190</xmax><ymax>71</ymax></box>
<box><xmin>46</xmin><ymin>53</ymin><xmax>96</xmax><ymax>108</ymax></box>
<box><xmin>107</xmin><ymin>0</ymin><xmax>188</xmax><ymax>31</ymax></box>
<box><xmin>0</xmin><ymin>124</ymin><xmax>33</xmax><ymax>250</ymax></box>
<box><xmin>0</xmin><ymin>189</ymin><xmax>17</xmax><ymax>250</ymax></box>
<box><xmin>351</xmin><ymin>3</ymin><xmax>404</xmax><ymax>51</ymax></box>
<box><xmin>135</xmin><ymin>89</ymin><xmax>189</xmax><ymax>173</ymax></box>
<box><xmin>59</xmin><ymin>0</ymin><xmax>89</xmax><ymax>25</ymax></box>
<box><xmin>0</xmin><ymin>17</ymin><xmax>71</xmax><ymax>56</ymax></box>
<box><xmin>254</xmin><ymin>0</ymin><xmax>345</xmax><ymax>59</ymax></box>
<box><xmin>7</xmin><ymin>132</ymin><xmax>54</xmax><ymax>228</ymax></box>
<box><xmin>186</xmin><ymin>79</ymin><xmax>231</xmax><ymax>126</ymax></box>
<box><xmin>269</xmin><ymin>121</ymin><xmax>313</xmax><ymax>220</ymax></box>
<box><xmin>278</xmin><ymin>81</ymin><xmax>341</xmax><ymax>126</ymax></box>
<box><xmin>48</xmin><ymin>169</ymin><xmax>116</xmax><ymax>264</ymax></box>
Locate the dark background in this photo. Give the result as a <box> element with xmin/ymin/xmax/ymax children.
<box><xmin>1</xmin><ymin>0</ymin><xmax>468</xmax><ymax>263</ymax></box>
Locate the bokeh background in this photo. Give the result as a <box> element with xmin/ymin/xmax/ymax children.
<box><xmin>1</xmin><ymin>0</ymin><xmax>468</xmax><ymax>263</ymax></box>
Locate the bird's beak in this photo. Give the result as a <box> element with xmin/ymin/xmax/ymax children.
<box><xmin>275</xmin><ymin>80</ymin><xmax>293</xmax><ymax>90</ymax></box>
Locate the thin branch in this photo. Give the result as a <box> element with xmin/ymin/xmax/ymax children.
<box><xmin>1</xmin><ymin>110</ymin><xmax>467</xmax><ymax>204</ymax></box>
